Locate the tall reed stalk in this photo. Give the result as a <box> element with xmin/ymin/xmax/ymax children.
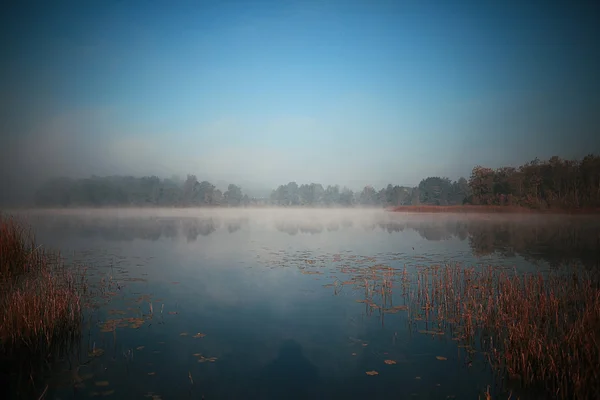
<box><xmin>0</xmin><ymin>215</ymin><xmax>85</xmax><ymax>398</ymax></box>
<box><xmin>407</xmin><ymin>265</ymin><xmax>600</xmax><ymax>399</ymax></box>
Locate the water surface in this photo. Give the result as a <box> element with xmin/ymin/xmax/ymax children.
<box><xmin>12</xmin><ymin>209</ymin><xmax>600</xmax><ymax>399</ymax></box>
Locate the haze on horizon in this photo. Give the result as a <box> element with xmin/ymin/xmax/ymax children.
<box><xmin>1</xmin><ymin>0</ymin><xmax>599</xmax><ymax>203</ymax></box>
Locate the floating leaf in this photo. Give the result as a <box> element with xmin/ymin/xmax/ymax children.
<box><xmin>179</xmin><ymin>332</ymin><xmax>188</xmax><ymax>336</ymax></box>
<box><xmin>436</xmin><ymin>356</ymin><xmax>447</xmax><ymax>361</ymax></box>
<box><xmin>418</xmin><ymin>330</ymin><xmax>445</xmax><ymax>336</ymax></box>
<box><xmin>383</xmin><ymin>305</ymin><xmax>408</xmax><ymax>313</ymax></box>
<box><xmin>351</xmin><ymin>353</ymin><xmax>357</xmax><ymax>356</ymax></box>
<box><xmin>197</xmin><ymin>356</ymin><xmax>218</xmax><ymax>363</ymax></box>
<box><xmin>415</xmin><ymin>376</ymin><xmax>421</xmax><ymax>380</ymax></box>
<box><xmin>148</xmin><ymin>372</ymin><xmax>156</xmax><ymax>376</ymax></box>
<box><xmin>95</xmin><ymin>381</ymin><xmax>110</xmax><ymax>387</ymax></box>
<box><xmin>88</xmin><ymin>348</ymin><xmax>105</xmax><ymax>357</ymax></box>
<box><xmin>365</xmin><ymin>370</ymin><xmax>379</xmax><ymax>376</ymax></box>
<box><xmin>136</xmin><ymin>346</ymin><xmax>145</xmax><ymax>350</ymax></box>
<box><xmin>100</xmin><ymin>323</ymin><xmax>116</xmax><ymax>333</ymax></box>
<box><xmin>301</xmin><ymin>270</ymin><xmax>322</xmax><ymax>275</ymax></box>
<box><xmin>384</xmin><ymin>360</ymin><xmax>397</xmax><ymax>365</ymax></box>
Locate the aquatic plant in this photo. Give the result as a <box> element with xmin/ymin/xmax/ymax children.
<box><xmin>0</xmin><ymin>215</ymin><xmax>85</xmax><ymax>398</ymax></box>
<box><xmin>310</xmin><ymin>250</ymin><xmax>598</xmax><ymax>398</ymax></box>
<box><xmin>0</xmin><ymin>216</ymin><xmax>83</xmax><ymax>353</ymax></box>
<box><xmin>407</xmin><ymin>264</ymin><xmax>600</xmax><ymax>399</ymax></box>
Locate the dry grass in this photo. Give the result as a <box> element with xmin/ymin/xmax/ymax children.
<box><xmin>389</xmin><ymin>205</ymin><xmax>600</xmax><ymax>214</ymax></box>
<box><xmin>0</xmin><ymin>215</ymin><xmax>83</xmax><ymax>356</ymax></box>
<box><xmin>0</xmin><ymin>217</ymin><xmax>44</xmax><ymax>279</ymax></box>
<box><xmin>407</xmin><ymin>265</ymin><xmax>600</xmax><ymax>399</ymax></box>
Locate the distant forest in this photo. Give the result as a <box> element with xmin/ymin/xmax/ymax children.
<box><xmin>34</xmin><ymin>154</ymin><xmax>600</xmax><ymax>209</ymax></box>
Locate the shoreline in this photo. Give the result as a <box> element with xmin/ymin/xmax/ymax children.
<box><xmin>388</xmin><ymin>205</ymin><xmax>600</xmax><ymax>215</ymax></box>
<box><xmin>4</xmin><ymin>205</ymin><xmax>600</xmax><ymax>216</ymax></box>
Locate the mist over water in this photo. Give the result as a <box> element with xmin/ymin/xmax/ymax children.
<box><xmin>18</xmin><ymin>208</ymin><xmax>599</xmax><ymax>270</ymax></box>
<box><xmin>3</xmin><ymin>208</ymin><xmax>596</xmax><ymax>399</ymax></box>
<box><xmin>3</xmin><ymin>0</ymin><xmax>600</xmax><ymax>397</ymax></box>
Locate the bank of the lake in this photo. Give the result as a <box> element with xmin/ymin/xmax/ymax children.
<box><xmin>390</xmin><ymin>205</ymin><xmax>600</xmax><ymax>214</ymax></box>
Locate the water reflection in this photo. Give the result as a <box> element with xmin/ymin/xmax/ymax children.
<box><xmin>21</xmin><ymin>209</ymin><xmax>600</xmax><ymax>269</ymax></box>
<box><xmin>6</xmin><ymin>208</ymin><xmax>589</xmax><ymax>399</ymax></box>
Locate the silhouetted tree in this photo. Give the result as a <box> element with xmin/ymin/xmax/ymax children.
<box><xmin>33</xmin><ymin>154</ymin><xmax>599</xmax><ymax>209</ymax></box>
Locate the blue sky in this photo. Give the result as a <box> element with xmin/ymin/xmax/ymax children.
<box><xmin>1</xmin><ymin>0</ymin><xmax>599</xmax><ymax>193</ymax></box>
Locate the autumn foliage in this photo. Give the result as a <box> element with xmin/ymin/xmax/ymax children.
<box><xmin>466</xmin><ymin>155</ymin><xmax>600</xmax><ymax>209</ymax></box>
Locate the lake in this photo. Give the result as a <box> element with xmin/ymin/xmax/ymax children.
<box><xmin>7</xmin><ymin>208</ymin><xmax>600</xmax><ymax>399</ymax></box>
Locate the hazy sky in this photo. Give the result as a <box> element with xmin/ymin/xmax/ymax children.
<box><xmin>1</xmin><ymin>0</ymin><xmax>599</xmax><ymax>197</ymax></box>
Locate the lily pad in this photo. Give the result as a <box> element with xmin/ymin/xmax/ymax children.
<box><xmin>88</xmin><ymin>348</ymin><xmax>105</xmax><ymax>357</ymax></box>
<box><xmin>418</xmin><ymin>330</ymin><xmax>445</xmax><ymax>335</ymax></box>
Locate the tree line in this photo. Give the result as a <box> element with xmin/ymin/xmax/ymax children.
<box><xmin>467</xmin><ymin>154</ymin><xmax>600</xmax><ymax>209</ymax></box>
<box><xmin>33</xmin><ymin>154</ymin><xmax>599</xmax><ymax>209</ymax></box>
<box><xmin>33</xmin><ymin>175</ymin><xmax>468</xmax><ymax>208</ymax></box>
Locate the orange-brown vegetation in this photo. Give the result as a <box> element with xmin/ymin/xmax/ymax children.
<box><xmin>390</xmin><ymin>205</ymin><xmax>600</xmax><ymax>214</ymax></box>
<box><xmin>466</xmin><ymin>155</ymin><xmax>600</xmax><ymax>209</ymax></box>
<box><xmin>408</xmin><ymin>265</ymin><xmax>600</xmax><ymax>399</ymax></box>
<box><xmin>0</xmin><ymin>216</ymin><xmax>83</xmax><ymax>355</ymax></box>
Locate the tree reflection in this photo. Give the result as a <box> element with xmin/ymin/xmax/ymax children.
<box><xmin>375</xmin><ymin>217</ymin><xmax>600</xmax><ymax>268</ymax></box>
<box><xmin>27</xmin><ymin>214</ymin><xmax>600</xmax><ymax>269</ymax></box>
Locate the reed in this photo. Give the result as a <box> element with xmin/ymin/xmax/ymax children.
<box><xmin>407</xmin><ymin>264</ymin><xmax>600</xmax><ymax>399</ymax></box>
<box><xmin>0</xmin><ymin>215</ymin><xmax>84</xmax><ymax>368</ymax></box>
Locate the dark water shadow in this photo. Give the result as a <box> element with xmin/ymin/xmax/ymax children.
<box><xmin>258</xmin><ymin>340</ymin><xmax>321</xmax><ymax>400</ymax></box>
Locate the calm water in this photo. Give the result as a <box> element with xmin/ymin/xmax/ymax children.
<box><xmin>10</xmin><ymin>209</ymin><xmax>600</xmax><ymax>399</ymax></box>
